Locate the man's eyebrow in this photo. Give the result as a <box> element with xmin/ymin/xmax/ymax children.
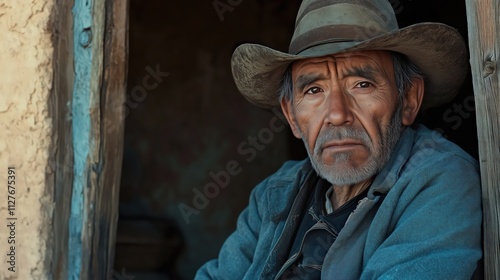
<box><xmin>294</xmin><ymin>65</ymin><xmax>381</xmax><ymax>92</ymax></box>
<box><xmin>342</xmin><ymin>65</ymin><xmax>379</xmax><ymax>81</ymax></box>
<box><xmin>294</xmin><ymin>73</ymin><xmax>327</xmax><ymax>92</ymax></box>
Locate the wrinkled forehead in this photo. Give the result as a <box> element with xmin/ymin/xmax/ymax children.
<box><xmin>291</xmin><ymin>50</ymin><xmax>393</xmax><ymax>75</ymax></box>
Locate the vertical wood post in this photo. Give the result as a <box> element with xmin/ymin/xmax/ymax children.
<box><xmin>465</xmin><ymin>0</ymin><xmax>500</xmax><ymax>279</ymax></box>
<box><xmin>64</xmin><ymin>0</ymin><xmax>128</xmax><ymax>279</ymax></box>
<box><xmin>89</xmin><ymin>0</ymin><xmax>129</xmax><ymax>278</ymax></box>
<box><xmin>51</xmin><ymin>0</ymin><xmax>75</xmax><ymax>279</ymax></box>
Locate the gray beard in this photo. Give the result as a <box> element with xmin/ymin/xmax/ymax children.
<box><xmin>302</xmin><ymin>104</ymin><xmax>403</xmax><ymax>186</ymax></box>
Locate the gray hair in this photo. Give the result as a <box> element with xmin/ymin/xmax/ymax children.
<box><xmin>278</xmin><ymin>51</ymin><xmax>423</xmax><ymax>103</ymax></box>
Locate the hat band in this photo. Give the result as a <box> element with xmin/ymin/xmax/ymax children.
<box><xmin>289</xmin><ymin>24</ymin><xmax>387</xmax><ymax>54</ymax></box>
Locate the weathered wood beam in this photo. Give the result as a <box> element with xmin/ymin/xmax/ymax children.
<box><xmin>68</xmin><ymin>0</ymin><xmax>106</xmax><ymax>278</ymax></box>
<box><xmin>50</xmin><ymin>0</ymin><xmax>75</xmax><ymax>279</ymax></box>
<box><xmin>68</xmin><ymin>0</ymin><xmax>128</xmax><ymax>278</ymax></box>
<box><xmin>89</xmin><ymin>0</ymin><xmax>129</xmax><ymax>279</ymax></box>
<box><xmin>50</xmin><ymin>0</ymin><xmax>127</xmax><ymax>278</ymax></box>
<box><xmin>465</xmin><ymin>0</ymin><xmax>500</xmax><ymax>279</ymax></box>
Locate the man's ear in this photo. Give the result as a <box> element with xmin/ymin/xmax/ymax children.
<box><xmin>402</xmin><ymin>77</ymin><xmax>424</xmax><ymax>126</ymax></box>
<box><xmin>280</xmin><ymin>98</ymin><xmax>302</xmax><ymax>139</ymax></box>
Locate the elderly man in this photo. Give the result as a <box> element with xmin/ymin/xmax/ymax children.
<box><xmin>196</xmin><ymin>0</ymin><xmax>482</xmax><ymax>279</ymax></box>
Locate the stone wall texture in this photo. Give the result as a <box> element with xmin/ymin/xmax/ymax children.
<box><xmin>0</xmin><ymin>0</ymin><xmax>55</xmax><ymax>279</ymax></box>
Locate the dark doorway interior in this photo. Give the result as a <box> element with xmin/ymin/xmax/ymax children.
<box><xmin>114</xmin><ymin>1</ymin><xmax>477</xmax><ymax>279</ymax></box>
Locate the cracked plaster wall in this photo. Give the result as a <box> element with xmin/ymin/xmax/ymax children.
<box><xmin>0</xmin><ymin>0</ymin><xmax>55</xmax><ymax>279</ymax></box>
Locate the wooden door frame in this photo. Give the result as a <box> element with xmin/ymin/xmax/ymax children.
<box><xmin>465</xmin><ymin>0</ymin><xmax>500</xmax><ymax>279</ymax></box>
<box><xmin>51</xmin><ymin>0</ymin><xmax>128</xmax><ymax>278</ymax></box>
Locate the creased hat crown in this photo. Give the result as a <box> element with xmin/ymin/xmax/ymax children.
<box><xmin>290</xmin><ymin>0</ymin><xmax>398</xmax><ymax>54</ymax></box>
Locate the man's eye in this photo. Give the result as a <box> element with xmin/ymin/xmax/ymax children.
<box><xmin>305</xmin><ymin>87</ymin><xmax>322</xmax><ymax>94</ymax></box>
<box><xmin>355</xmin><ymin>81</ymin><xmax>373</xmax><ymax>88</ymax></box>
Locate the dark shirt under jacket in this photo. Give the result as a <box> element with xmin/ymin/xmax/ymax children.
<box><xmin>277</xmin><ymin>176</ymin><xmax>369</xmax><ymax>279</ymax></box>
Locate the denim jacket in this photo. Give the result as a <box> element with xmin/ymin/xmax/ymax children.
<box><xmin>196</xmin><ymin>125</ymin><xmax>482</xmax><ymax>279</ymax></box>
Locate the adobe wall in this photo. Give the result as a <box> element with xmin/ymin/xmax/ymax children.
<box><xmin>0</xmin><ymin>0</ymin><xmax>55</xmax><ymax>279</ymax></box>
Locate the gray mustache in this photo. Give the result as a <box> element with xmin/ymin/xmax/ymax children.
<box><xmin>314</xmin><ymin>127</ymin><xmax>372</xmax><ymax>154</ymax></box>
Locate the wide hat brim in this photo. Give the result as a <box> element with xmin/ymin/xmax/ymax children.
<box><xmin>231</xmin><ymin>22</ymin><xmax>468</xmax><ymax>110</ymax></box>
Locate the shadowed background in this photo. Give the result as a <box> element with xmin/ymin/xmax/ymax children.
<box><xmin>115</xmin><ymin>0</ymin><xmax>477</xmax><ymax>279</ymax></box>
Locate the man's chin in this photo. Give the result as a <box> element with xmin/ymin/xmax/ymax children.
<box><xmin>312</xmin><ymin>161</ymin><xmax>378</xmax><ymax>186</ymax></box>
<box><xmin>314</xmin><ymin>157</ymin><xmax>367</xmax><ymax>172</ymax></box>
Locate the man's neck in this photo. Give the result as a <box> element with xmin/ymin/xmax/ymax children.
<box><xmin>329</xmin><ymin>179</ymin><xmax>372</xmax><ymax>210</ymax></box>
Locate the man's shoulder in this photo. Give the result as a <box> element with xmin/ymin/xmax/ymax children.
<box><xmin>268</xmin><ymin>158</ymin><xmax>311</xmax><ymax>182</ymax></box>
<box><xmin>247</xmin><ymin>159</ymin><xmax>311</xmax><ymax>221</ymax></box>
<box><xmin>251</xmin><ymin>158</ymin><xmax>311</xmax><ymax>196</ymax></box>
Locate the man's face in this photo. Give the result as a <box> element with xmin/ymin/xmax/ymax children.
<box><xmin>282</xmin><ymin>50</ymin><xmax>405</xmax><ymax>186</ymax></box>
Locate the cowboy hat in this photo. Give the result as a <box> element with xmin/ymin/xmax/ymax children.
<box><xmin>231</xmin><ymin>0</ymin><xmax>467</xmax><ymax>109</ymax></box>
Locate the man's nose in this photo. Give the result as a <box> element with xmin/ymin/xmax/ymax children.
<box><xmin>324</xmin><ymin>87</ymin><xmax>354</xmax><ymax>126</ymax></box>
